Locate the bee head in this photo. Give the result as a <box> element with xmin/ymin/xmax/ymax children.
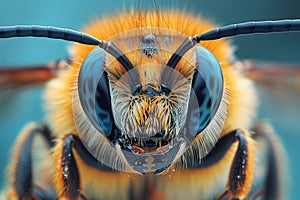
<box><xmin>74</xmin><ymin>28</ymin><xmax>225</xmax><ymax>174</ymax></box>
<box><xmin>2</xmin><ymin>16</ymin><xmax>296</xmax><ymax>174</ymax></box>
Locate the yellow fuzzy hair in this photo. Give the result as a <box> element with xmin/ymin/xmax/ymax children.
<box><xmin>44</xmin><ymin>11</ymin><xmax>258</xmax><ymax>199</ymax></box>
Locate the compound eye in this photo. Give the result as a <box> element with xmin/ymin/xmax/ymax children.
<box><xmin>186</xmin><ymin>45</ymin><xmax>224</xmax><ymax>138</ymax></box>
<box><xmin>76</xmin><ymin>47</ymin><xmax>117</xmax><ymax>141</ymax></box>
<box><xmin>73</xmin><ymin>47</ymin><xmax>140</xmax><ymax>173</ymax></box>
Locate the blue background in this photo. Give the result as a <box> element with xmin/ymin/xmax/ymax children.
<box><xmin>0</xmin><ymin>0</ymin><xmax>299</xmax><ymax>198</ymax></box>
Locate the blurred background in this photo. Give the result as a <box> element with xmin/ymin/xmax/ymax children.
<box><xmin>0</xmin><ymin>0</ymin><xmax>299</xmax><ymax>198</ymax></box>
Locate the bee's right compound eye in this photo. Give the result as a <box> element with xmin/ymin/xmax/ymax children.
<box><xmin>185</xmin><ymin>45</ymin><xmax>224</xmax><ymax>138</ymax></box>
<box><xmin>178</xmin><ymin>45</ymin><xmax>225</xmax><ymax>160</ymax></box>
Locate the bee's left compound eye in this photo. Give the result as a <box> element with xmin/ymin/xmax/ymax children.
<box><xmin>76</xmin><ymin>47</ymin><xmax>117</xmax><ymax>140</ymax></box>
<box><xmin>74</xmin><ymin>47</ymin><xmax>137</xmax><ymax>173</ymax></box>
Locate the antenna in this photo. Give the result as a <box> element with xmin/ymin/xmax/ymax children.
<box><xmin>0</xmin><ymin>25</ymin><xmax>100</xmax><ymax>45</ymax></box>
<box><xmin>194</xmin><ymin>19</ymin><xmax>300</xmax><ymax>41</ymax></box>
<box><xmin>0</xmin><ymin>25</ymin><xmax>135</xmax><ymax>71</ymax></box>
<box><xmin>166</xmin><ymin>19</ymin><xmax>300</xmax><ymax>69</ymax></box>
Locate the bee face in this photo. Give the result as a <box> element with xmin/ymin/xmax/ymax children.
<box><xmin>110</xmin><ymin>64</ymin><xmax>190</xmax><ymax>145</ymax></box>
<box><xmin>75</xmin><ymin>27</ymin><xmax>225</xmax><ymax>173</ymax></box>
<box><xmin>106</xmin><ymin>29</ymin><xmax>193</xmax><ymax>142</ymax></box>
<box><xmin>108</xmin><ymin>29</ymin><xmax>194</xmax><ymax>153</ymax></box>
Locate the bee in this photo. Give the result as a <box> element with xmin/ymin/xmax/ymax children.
<box><xmin>0</xmin><ymin>2</ymin><xmax>299</xmax><ymax>200</ymax></box>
